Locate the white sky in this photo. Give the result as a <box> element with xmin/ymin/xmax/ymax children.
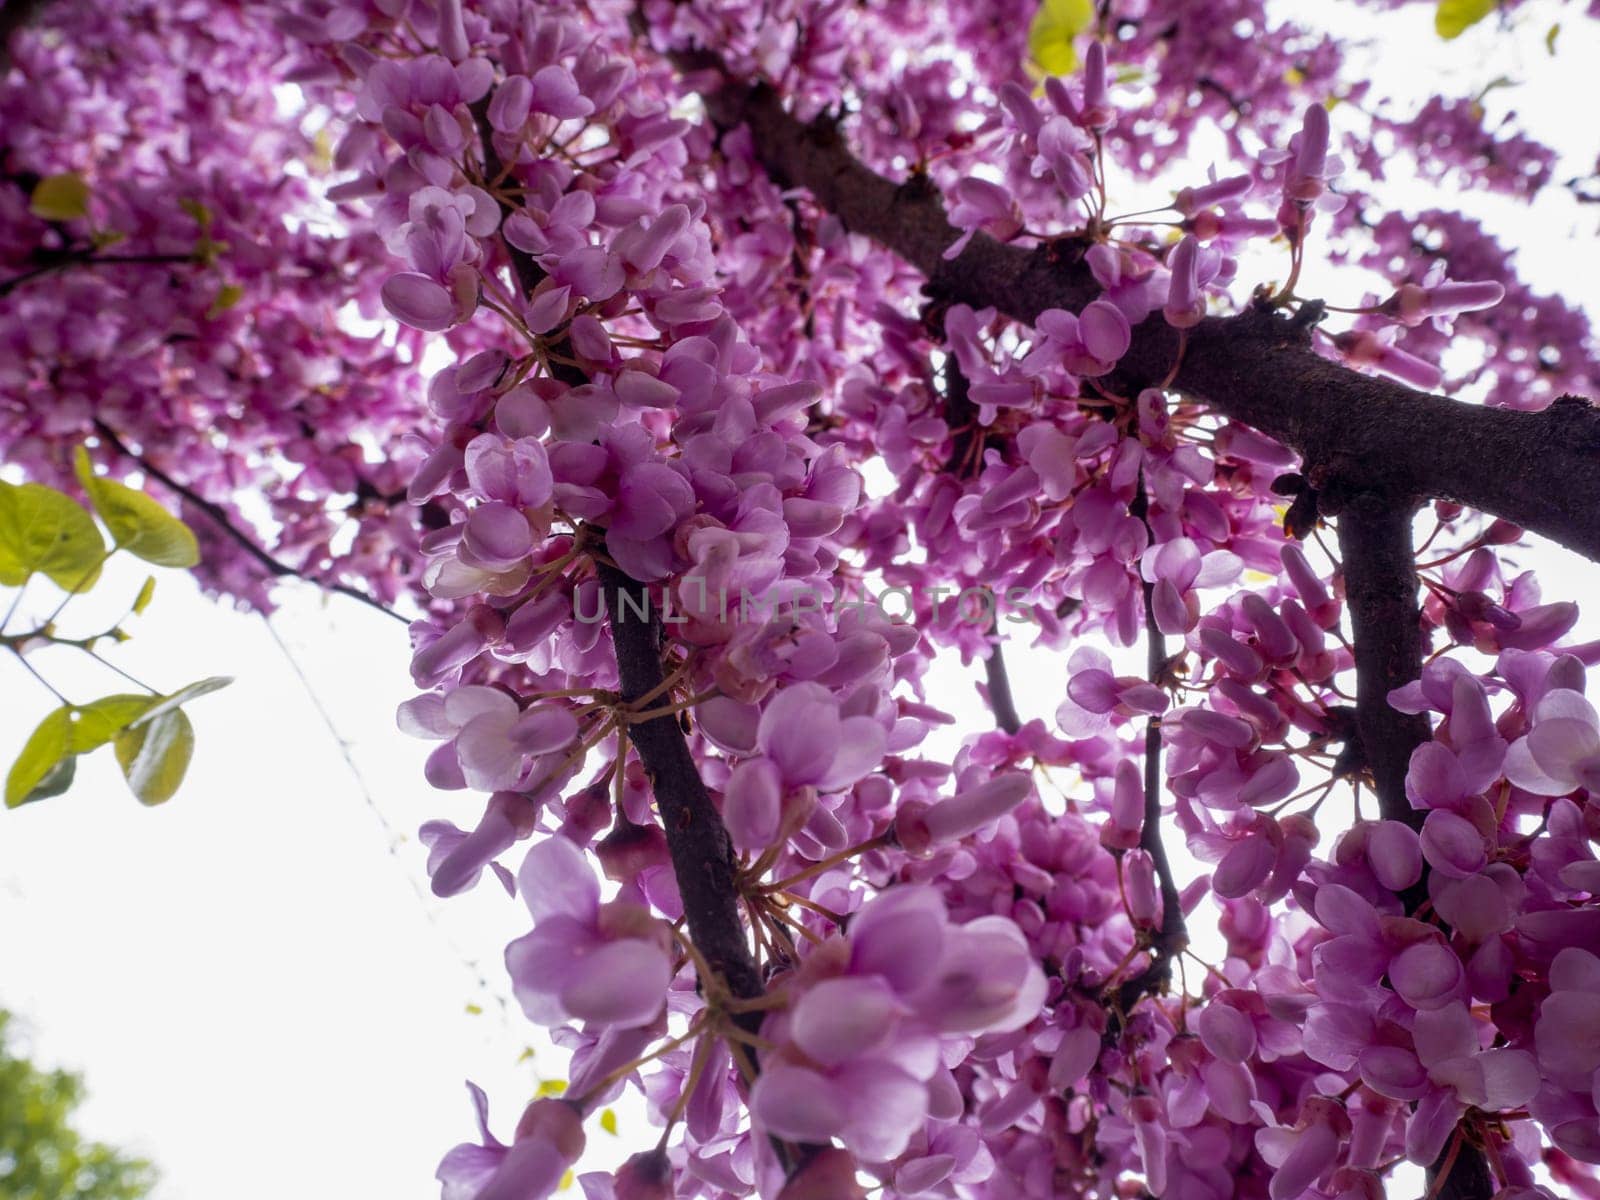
<box><xmin>2</xmin><ymin>3</ymin><xmax>1600</xmax><ymax>1198</ymax></box>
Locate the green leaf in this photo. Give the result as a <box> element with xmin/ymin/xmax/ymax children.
<box><xmin>113</xmin><ymin>709</ymin><xmax>194</xmax><ymax>806</ymax></box>
<box><xmin>73</xmin><ymin>448</ymin><xmax>199</xmax><ymax>568</ymax></box>
<box><xmin>6</xmin><ymin>707</ymin><xmax>73</xmax><ymax>808</ymax></box>
<box><xmin>206</xmin><ymin>283</ymin><xmax>245</xmax><ymax>318</ymax></box>
<box><xmin>29</xmin><ymin>173</ymin><xmax>90</xmax><ymax>221</ymax></box>
<box><xmin>0</xmin><ymin>480</ymin><xmax>105</xmax><ymax>591</ymax></box>
<box><xmin>1435</xmin><ymin>0</ymin><xmax>1496</xmax><ymax>39</ymax></box>
<box><xmin>69</xmin><ymin>695</ymin><xmax>159</xmax><ymax>753</ymax></box>
<box><xmin>132</xmin><ymin>575</ymin><xmax>157</xmax><ymax>615</ymax></box>
<box><xmin>535</xmin><ymin>1079</ymin><xmax>568</xmax><ymax>1098</ymax></box>
<box><xmin>1546</xmin><ymin>21</ymin><xmax>1561</xmax><ymax>55</ymax></box>
<box><xmin>131</xmin><ymin>676</ymin><xmax>232</xmax><ymax>728</ymax></box>
<box><xmin>19</xmin><ymin>756</ymin><xmax>77</xmax><ymax>808</ymax></box>
<box><xmin>599</xmin><ymin>1108</ymin><xmax>618</xmax><ymax>1136</ymax></box>
<box><xmin>179</xmin><ymin>197</ymin><xmax>214</xmax><ymax>228</ymax></box>
<box><xmin>1027</xmin><ymin>0</ymin><xmax>1093</xmax><ymax>75</ymax></box>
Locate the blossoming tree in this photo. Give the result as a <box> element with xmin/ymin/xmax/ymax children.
<box><xmin>4</xmin><ymin>0</ymin><xmax>1600</xmax><ymax>1198</ymax></box>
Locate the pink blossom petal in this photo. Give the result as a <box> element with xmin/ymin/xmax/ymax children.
<box><xmin>560</xmin><ymin>939</ymin><xmax>671</xmax><ymax>1027</ymax></box>
<box><xmin>382</xmin><ymin>271</ymin><xmax>457</xmax><ymax>331</ymax></box>
<box><xmin>518</xmin><ymin>836</ymin><xmax>599</xmax><ymax>923</ymax></box>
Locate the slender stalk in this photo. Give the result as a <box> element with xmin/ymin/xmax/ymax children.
<box><xmin>92</xmin><ymin>421</ymin><xmax>407</xmax><ymax>624</ymax></box>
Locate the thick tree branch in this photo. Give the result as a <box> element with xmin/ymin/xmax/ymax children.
<box><xmin>467</xmin><ymin>106</ymin><xmax>764</xmax><ymax>1020</ymax></box>
<box><xmin>685</xmin><ymin>70</ymin><xmax>1600</xmax><ymax>562</ymax></box>
<box><xmin>1334</xmin><ymin>498</ymin><xmax>1492</xmax><ymax>1199</ymax></box>
<box><xmin>1334</xmin><ymin>496</ymin><xmax>1431</xmax><ymax>831</ymax></box>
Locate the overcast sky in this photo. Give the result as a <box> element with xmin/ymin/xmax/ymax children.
<box><xmin>3</xmin><ymin>3</ymin><xmax>1600</xmax><ymax>1198</ymax></box>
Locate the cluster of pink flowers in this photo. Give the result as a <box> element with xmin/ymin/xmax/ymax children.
<box><xmin>7</xmin><ymin>0</ymin><xmax>1598</xmax><ymax>1197</ymax></box>
<box><xmin>274</xmin><ymin>4</ymin><xmax>1595</xmax><ymax>1194</ymax></box>
<box><xmin>0</xmin><ymin>1</ymin><xmax>428</xmax><ymax>611</ymax></box>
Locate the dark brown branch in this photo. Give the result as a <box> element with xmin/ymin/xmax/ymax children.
<box><xmin>1115</xmin><ymin>478</ymin><xmax>1187</xmax><ymax>1018</ymax></box>
<box><xmin>469</xmin><ymin>98</ymin><xmax>546</xmax><ymax>303</ymax></box>
<box><xmin>0</xmin><ymin>252</ymin><xmax>196</xmax><ymax>298</ymax></box>
<box><xmin>1333</xmin><ymin>494</ymin><xmax>1431</xmax><ymax>830</ymax></box>
<box><xmin>92</xmin><ymin>420</ymin><xmax>408</xmax><ymax>625</ymax></box>
<box><xmin>0</xmin><ymin>0</ymin><xmax>49</xmax><ymax>72</ymax></box>
<box><xmin>686</xmin><ymin>69</ymin><xmax>1600</xmax><ymax>563</ymax></box>
<box><xmin>597</xmin><ymin>563</ymin><xmax>808</xmax><ymax>1180</ymax></box>
<box><xmin>1334</xmin><ymin>496</ymin><xmax>1492</xmax><ymax>1200</ymax></box>
<box><xmin>983</xmin><ymin>632</ymin><xmax>1023</xmax><ymax>736</ymax></box>
<box><xmin>596</xmin><ymin>563</ymin><xmax>765</xmax><ymax>1012</ymax></box>
<box><xmin>470</xmin><ymin>106</ymin><xmax>775</xmax><ymax>1137</ymax></box>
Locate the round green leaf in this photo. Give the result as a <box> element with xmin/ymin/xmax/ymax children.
<box><xmin>6</xmin><ymin>707</ymin><xmax>74</xmax><ymax>808</ymax></box>
<box><xmin>1027</xmin><ymin>0</ymin><xmax>1092</xmax><ymax>75</ymax></box>
<box><xmin>113</xmin><ymin>709</ymin><xmax>194</xmax><ymax>806</ymax></box>
<box><xmin>1435</xmin><ymin>0</ymin><xmax>1496</xmax><ymax>39</ymax></box>
<box><xmin>29</xmin><ymin>173</ymin><xmax>90</xmax><ymax>221</ymax></box>
<box><xmin>69</xmin><ymin>694</ymin><xmax>159</xmax><ymax>753</ymax></box>
<box><xmin>0</xmin><ymin>479</ymin><xmax>106</xmax><ymax>591</ymax></box>
<box><xmin>73</xmin><ymin>448</ymin><xmax>199</xmax><ymax>568</ymax></box>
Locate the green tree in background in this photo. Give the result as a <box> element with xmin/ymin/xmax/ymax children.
<box><xmin>0</xmin><ymin>1012</ymin><xmax>155</xmax><ymax>1200</ymax></box>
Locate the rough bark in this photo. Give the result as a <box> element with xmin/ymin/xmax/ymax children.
<box><xmin>596</xmin><ymin>563</ymin><xmax>764</xmax><ymax>1013</ymax></box>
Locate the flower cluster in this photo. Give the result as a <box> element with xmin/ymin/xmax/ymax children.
<box><xmin>7</xmin><ymin>0</ymin><xmax>1598</xmax><ymax>1197</ymax></box>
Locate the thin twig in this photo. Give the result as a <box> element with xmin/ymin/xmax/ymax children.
<box><xmin>984</xmin><ymin>627</ymin><xmax>1023</xmax><ymax>736</ymax></box>
<box><xmin>263</xmin><ymin>615</ymin><xmax>512</xmax><ymax>1019</ymax></box>
<box><xmin>92</xmin><ymin>420</ymin><xmax>408</xmax><ymax>624</ymax></box>
<box><xmin>1114</xmin><ymin>476</ymin><xmax>1188</xmax><ymax>1019</ymax></box>
<box><xmin>0</xmin><ymin>253</ymin><xmax>197</xmax><ymax>298</ymax></box>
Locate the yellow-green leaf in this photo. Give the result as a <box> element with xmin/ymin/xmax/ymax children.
<box><xmin>1435</xmin><ymin>0</ymin><xmax>1496</xmax><ymax>39</ymax></box>
<box><xmin>599</xmin><ymin>1108</ymin><xmax>618</xmax><ymax>1136</ymax></box>
<box><xmin>29</xmin><ymin>173</ymin><xmax>90</xmax><ymax>221</ymax></box>
<box><xmin>132</xmin><ymin>676</ymin><xmax>232</xmax><ymax>728</ymax></box>
<box><xmin>536</xmin><ymin>1079</ymin><xmax>568</xmax><ymax>1098</ymax></box>
<box><xmin>179</xmin><ymin>197</ymin><xmax>214</xmax><ymax>228</ymax></box>
<box><xmin>113</xmin><ymin>708</ymin><xmax>194</xmax><ymax>806</ymax></box>
<box><xmin>465</xmin><ymin>1003</ymin><xmax>483</xmax><ymax>1016</ymax></box>
<box><xmin>207</xmin><ymin>283</ymin><xmax>245</xmax><ymax>318</ymax></box>
<box><xmin>73</xmin><ymin>447</ymin><xmax>199</xmax><ymax>568</ymax></box>
<box><xmin>6</xmin><ymin>707</ymin><xmax>73</xmax><ymax>808</ymax></box>
<box><xmin>1027</xmin><ymin>0</ymin><xmax>1093</xmax><ymax>76</ymax></box>
<box><xmin>0</xmin><ymin>479</ymin><xmax>105</xmax><ymax>590</ymax></box>
<box><xmin>1546</xmin><ymin>22</ymin><xmax>1561</xmax><ymax>54</ymax></box>
<box><xmin>70</xmin><ymin>694</ymin><xmax>159</xmax><ymax>753</ymax></box>
<box><xmin>132</xmin><ymin>575</ymin><xmax>157</xmax><ymax>615</ymax></box>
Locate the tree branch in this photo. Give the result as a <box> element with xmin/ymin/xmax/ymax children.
<box><xmin>91</xmin><ymin>420</ymin><xmax>408</xmax><ymax>624</ymax></box>
<box><xmin>596</xmin><ymin>563</ymin><xmax>765</xmax><ymax>1012</ymax></box>
<box><xmin>682</xmin><ymin>68</ymin><xmax>1600</xmax><ymax>562</ymax></box>
<box><xmin>1115</xmin><ymin>477</ymin><xmax>1187</xmax><ymax>1018</ymax></box>
<box><xmin>983</xmin><ymin>632</ymin><xmax>1023</xmax><ymax>736</ymax></box>
<box><xmin>469</xmin><ymin>98</ymin><xmax>770</xmax><ymax>1074</ymax></box>
<box><xmin>1333</xmin><ymin>496</ymin><xmax>1431</xmax><ymax>831</ymax></box>
<box><xmin>0</xmin><ymin>0</ymin><xmax>49</xmax><ymax>73</ymax></box>
<box><xmin>1334</xmin><ymin>497</ymin><xmax>1492</xmax><ymax>1200</ymax></box>
<box><xmin>0</xmin><ymin>253</ymin><xmax>196</xmax><ymax>298</ymax></box>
